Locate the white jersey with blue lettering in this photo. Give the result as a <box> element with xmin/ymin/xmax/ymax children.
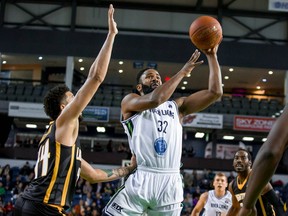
<box><xmin>203</xmin><ymin>190</ymin><xmax>232</xmax><ymax>216</ymax></box>
<box><xmin>121</xmin><ymin>100</ymin><xmax>182</xmax><ymax>170</ymax></box>
<box><xmin>103</xmin><ymin>101</ymin><xmax>184</xmax><ymax>215</ymax></box>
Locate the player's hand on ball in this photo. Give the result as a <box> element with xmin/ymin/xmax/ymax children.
<box><xmin>201</xmin><ymin>44</ymin><xmax>219</xmax><ymax>55</ymax></box>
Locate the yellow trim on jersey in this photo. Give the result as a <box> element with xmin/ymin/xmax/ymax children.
<box><xmin>258</xmin><ymin>196</ymin><xmax>267</xmax><ymax>216</ymax></box>
<box><xmin>40</xmin><ymin>121</ymin><xmax>54</xmax><ymax>144</ymax></box>
<box><xmin>47</xmin><ymin>204</ymin><xmax>65</xmax><ymax>216</ymax></box>
<box><xmin>236</xmin><ymin>175</ymin><xmax>249</xmax><ymax>190</ymax></box>
<box><xmin>44</xmin><ymin>141</ymin><xmax>61</xmax><ymax>203</ymax></box>
<box><xmin>61</xmin><ymin>144</ymin><xmax>75</xmax><ymax>206</ymax></box>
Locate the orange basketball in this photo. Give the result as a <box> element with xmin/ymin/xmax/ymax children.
<box><xmin>189</xmin><ymin>16</ymin><xmax>223</xmax><ymax>50</ymax></box>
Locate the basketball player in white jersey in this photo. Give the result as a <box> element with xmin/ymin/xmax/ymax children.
<box><xmin>191</xmin><ymin>172</ymin><xmax>232</xmax><ymax>216</ymax></box>
<box><xmin>102</xmin><ymin>45</ymin><xmax>222</xmax><ymax>215</ymax></box>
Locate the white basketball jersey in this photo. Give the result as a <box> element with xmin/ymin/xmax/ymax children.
<box><xmin>121</xmin><ymin>100</ymin><xmax>182</xmax><ymax>169</ymax></box>
<box><xmin>203</xmin><ymin>190</ymin><xmax>232</xmax><ymax>216</ymax></box>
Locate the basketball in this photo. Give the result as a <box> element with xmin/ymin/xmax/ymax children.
<box><xmin>189</xmin><ymin>16</ymin><xmax>223</xmax><ymax>50</ymax></box>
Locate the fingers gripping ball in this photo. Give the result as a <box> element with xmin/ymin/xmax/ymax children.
<box><xmin>189</xmin><ymin>16</ymin><xmax>223</xmax><ymax>50</ymax></box>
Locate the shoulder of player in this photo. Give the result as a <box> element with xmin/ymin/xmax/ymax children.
<box><xmin>122</xmin><ymin>92</ymin><xmax>139</xmax><ymax>101</ymax></box>
<box><xmin>228</xmin><ymin>181</ymin><xmax>236</xmax><ymax>195</ymax></box>
<box><xmin>200</xmin><ymin>191</ymin><xmax>209</xmax><ymax>200</ymax></box>
<box><xmin>173</xmin><ymin>96</ymin><xmax>186</xmax><ymax>107</ymax></box>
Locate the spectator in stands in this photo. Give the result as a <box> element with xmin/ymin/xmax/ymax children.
<box><xmin>0</xmin><ymin>165</ymin><xmax>10</xmax><ymax>179</ymax></box>
<box><xmin>83</xmin><ymin>192</ymin><xmax>94</xmax><ymax>207</ymax></box>
<box><xmin>191</xmin><ymin>170</ymin><xmax>199</xmax><ymax>187</ymax></box>
<box><xmin>13</xmin><ymin>5</ymin><xmax>136</xmax><ymax>216</ymax></box>
<box><xmin>82</xmin><ymin>180</ymin><xmax>93</xmax><ymax>195</ymax></box>
<box><xmin>182</xmin><ymin>193</ymin><xmax>193</xmax><ymax>215</ymax></box>
<box><xmin>19</xmin><ymin>162</ymin><xmax>31</xmax><ymax>176</ymax></box>
<box><xmin>0</xmin><ymin>182</ymin><xmax>5</xmax><ymax>201</ymax></box>
<box><xmin>95</xmin><ymin>182</ymin><xmax>103</xmax><ymax>194</ymax></box>
<box><xmin>12</xmin><ymin>181</ymin><xmax>24</xmax><ymax>200</ymax></box>
<box><xmin>3</xmin><ymin>174</ymin><xmax>13</xmax><ymax>191</ymax></box>
<box><xmin>117</xmin><ymin>142</ymin><xmax>128</xmax><ymax>153</ymax></box>
<box><xmin>94</xmin><ymin>192</ymin><xmax>105</xmax><ymax>212</ymax></box>
<box><xmin>93</xmin><ymin>142</ymin><xmax>104</xmax><ymax>152</ymax></box>
<box><xmin>106</xmin><ymin>139</ymin><xmax>113</xmax><ymax>152</ymax></box>
<box><xmin>0</xmin><ymin>200</ymin><xmax>5</xmax><ymax>216</ymax></box>
<box><xmin>4</xmin><ymin>201</ymin><xmax>13</xmax><ymax>216</ymax></box>
<box><xmin>91</xmin><ymin>208</ymin><xmax>100</xmax><ymax>216</ymax></box>
<box><xmin>103</xmin><ymin>182</ymin><xmax>114</xmax><ymax>196</ymax></box>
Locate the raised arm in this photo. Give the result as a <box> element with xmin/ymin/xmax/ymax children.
<box><xmin>121</xmin><ymin>50</ymin><xmax>203</xmax><ymax>115</ymax></box>
<box><xmin>239</xmin><ymin>106</ymin><xmax>288</xmax><ymax>216</ymax></box>
<box><xmin>80</xmin><ymin>154</ymin><xmax>136</xmax><ymax>183</ymax></box>
<box><xmin>176</xmin><ymin>46</ymin><xmax>223</xmax><ymax>118</ymax></box>
<box><xmin>60</xmin><ymin>4</ymin><xmax>117</xmax><ymax>122</ymax></box>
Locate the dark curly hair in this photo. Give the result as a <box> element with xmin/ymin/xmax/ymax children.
<box><xmin>136</xmin><ymin>67</ymin><xmax>151</xmax><ymax>84</ymax></box>
<box><xmin>43</xmin><ymin>84</ymin><xmax>70</xmax><ymax>120</ymax></box>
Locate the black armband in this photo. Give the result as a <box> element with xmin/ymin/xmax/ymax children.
<box><xmin>263</xmin><ymin>189</ymin><xmax>286</xmax><ymax>215</ymax></box>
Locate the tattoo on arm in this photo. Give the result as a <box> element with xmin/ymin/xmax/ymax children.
<box><xmin>103</xmin><ymin>167</ymin><xmax>132</xmax><ymax>178</ymax></box>
<box><xmin>103</xmin><ymin>169</ymin><xmax>113</xmax><ymax>177</ymax></box>
<box><xmin>113</xmin><ymin>167</ymin><xmax>131</xmax><ymax>178</ymax></box>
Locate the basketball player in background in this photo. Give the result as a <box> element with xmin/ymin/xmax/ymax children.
<box><xmin>227</xmin><ymin>149</ymin><xmax>285</xmax><ymax>216</ymax></box>
<box><xmin>239</xmin><ymin>105</ymin><xmax>288</xmax><ymax>216</ymax></box>
<box><xmin>102</xmin><ymin>44</ymin><xmax>222</xmax><ymax>216</ymax></box>
<box><xmin>13</xmin><ymin>5</ymin><xmax>136</xmax><ymax>216</ymax></box>
<box><xmin>190</xmin><ymin>172</ymin><xmax>232</xmax><ymax>216</ymax></box>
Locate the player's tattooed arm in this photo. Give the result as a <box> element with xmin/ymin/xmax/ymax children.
<box><xmin>103</xmin><ymin>166</ymin><xmax>134</xmax><ymax>178</ymax></box>
<box><xmin>80</xmin><ymin>154</ymin><xmax>136</xmax><ymax>183</ymax></box>
<box><xmin>102</xmin><ymin>154</ymin><xmax>136</xmax><ymax>178</ymax></box>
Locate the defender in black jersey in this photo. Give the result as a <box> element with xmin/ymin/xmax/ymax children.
<box><xmin>14</xmin><ymin>5</ymin><xmax>136</xmax><ymax>216</ymax></box>
<box><xmin>227</xmin><ymin>149</ymin><xmax>285</xmax><ymax>216</ymax></box>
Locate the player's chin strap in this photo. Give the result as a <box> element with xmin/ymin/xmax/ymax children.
<box><xmin>262</xmin><ymin>189</ymin><xmax>286</xmax><ymax>215</ymax></box>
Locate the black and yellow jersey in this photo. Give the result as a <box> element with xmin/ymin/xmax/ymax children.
<box><xmin>231</xmin><ymin>176</ymin><xmax>275</xmax><ymax>216</ymax></box>
<box><xmin>22</xmin><ymin>121</ymin><xmax>82</xmax><ymax>209</ymax></box>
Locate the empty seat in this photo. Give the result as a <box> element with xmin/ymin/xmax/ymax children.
<box><xmin>6</xmin><ymin>85</ymin><xmax>16</xmax><ymax>94</ymax></box>
<box><xmin>247</xmin><ymin>109</ymin><xmax>258</xmax><ymax>116</ymax></box>
<box><xmin>258</xmin><ymin>109</ymin><xmax>268</xmax><ymax>116</ymax></box>
<box><xmin>23</xmin><ymin>85</ymin><xmax>33</xmax><ymax>96</ymax></box>
<box><xmin>238</xmin><ymin>109</ymin><xmax>248</xmax><ymax>115</ymax></box>
<box><xmin>0</xmin><ymin>83</ymin><xmax>7</xmax><ymax>94</ymax></box>
<box><xmin>32</xmin><ymin>85</ymin><xmax>43</xmax><ymax>96</ymax></box>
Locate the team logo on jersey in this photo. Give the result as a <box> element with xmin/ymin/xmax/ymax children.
<box><xmin>111</xmin><ymin>202</ymin><xmax>123</xmax><ymax>213</ymax></box>
<box><xmin>154</xmin><ymin>137</ymin><xmax>167</xmax><ymax>155</ymax></box>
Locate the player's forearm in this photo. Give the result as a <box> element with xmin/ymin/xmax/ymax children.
<box><xmin>88</xmin><ymin>33</ymin><xmax>116</xmax><ymax>83</ymax></box>
<box><xmin>149</xmin><ymin>71</ymin><xmax>186</xmax><ymax>104</ymax></box>
<box><xmin>206</xmin><ymin>55</ymin><xmax>223</xmax><ymax>97</ymax></box>
<box><xmin>89</xmin><ymin>166</ymin><xmax>134</xmax><ymax>183</ymax></box>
